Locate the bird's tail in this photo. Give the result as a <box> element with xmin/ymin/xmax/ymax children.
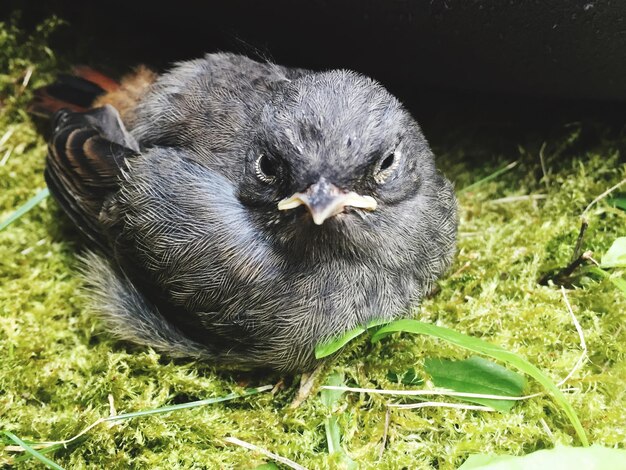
<box><xmin>29</xmin><ymin>66</ymin><xmax>119</xmax><ymax>118</ymax></box>
<box><xmin>79</xmin><ymin>251</ymin><xmax>213</xmax><ymax>360</ymax></box>
<box><xmin>29</xmin><ymin>65</ymin><xmax>156</xmax><ymax>122</ymax></box>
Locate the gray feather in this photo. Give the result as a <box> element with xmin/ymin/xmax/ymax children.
<box><xmin>46</xmin><ymin>53</ymin><xmax>458</xmax><ymax>372</ymax></box>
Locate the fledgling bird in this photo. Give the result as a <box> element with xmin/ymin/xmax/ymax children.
<box><xmin>34</xmin><ymin>53</ymin><xmax>458</xmax><ymax>372</ymax></box>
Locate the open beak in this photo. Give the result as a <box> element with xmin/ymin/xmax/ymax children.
<box><xmin>277</xmin><ymin>177</ymin><xmax>377</xmax><ymax>225</ymax></box>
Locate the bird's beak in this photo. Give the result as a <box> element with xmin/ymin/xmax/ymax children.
<box><xmin>277</xmin><ymin>178</ymin><xmax>377</xmax><ymax>225</ymax></box>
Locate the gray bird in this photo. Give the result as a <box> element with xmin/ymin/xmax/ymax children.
<box><xmin>35</xmin><ymin>53</ymin><xmax>458</xmax><ymax>372</ymax></box>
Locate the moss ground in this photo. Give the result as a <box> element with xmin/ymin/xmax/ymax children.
<box><xmin>1</xmin><ymin>17</ymin><xmax>625</xmax><ymax>470</ymax></box>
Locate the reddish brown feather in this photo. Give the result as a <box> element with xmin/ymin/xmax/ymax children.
<box><xmin>71</xmin><ymin>65</ymin><xmax>120</xmax><ymax>92</ymax></box>
<box><xmin>93</xmin><ymin>65</ymin><xmax>157</xmax><ymax>123</ymax></box>
<box><xmin>30</xmin><ymin>65</ymin><xmax>155</xmax><ymax>124</ymax></box>
<box><xmin>28</xmin><ymin>90</ymin><xmax>87</xmax><ymax>117</ymax></box>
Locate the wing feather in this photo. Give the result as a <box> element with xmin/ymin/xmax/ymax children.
<box><xmin>45</xmin><ymin>105</ymin><xmax>139</xmax><ymax>248</ymax></box>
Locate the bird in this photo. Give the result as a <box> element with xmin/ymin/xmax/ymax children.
<box><xmin>32</xmin><ymin>53</ymin><xmax>458</xmax><ymax>373</ymax></box>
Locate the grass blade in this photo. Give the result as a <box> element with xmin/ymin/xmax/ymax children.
<box><xmin>13</xmin><ymin>443</ymin><xmax>68</xmax><ymax>463</ymax></box>
<box><xmin>458</xmin><ymin>161</ymin><xmax>518</xmax><ymax>195</ymax></box>
<box><xmin>7</xmin><ymin>384</ymin><xmax>273</xmax><ymax>464</ymax></box>
<box><xmin>371</xmin><ymin>319</ymin><xmax>589</xmax><ymax>446</ymax></box>
<box><xmin>0</xmin><ymin>187</ymin><xmax>49</xmax><ymax>232</ymax></box>
<box><xmin>107</xmin><ymin>386</ymin><xmax>270</xmax><ymax>421</ymax></box>
<box><xmin>4</xmin><ymin>431</ymin><xmax>64</xmax><ymax>470</ymax></box>
<box><xmin>315</xmin><ymin>318</ymin><xmax>388</xmax><ymax>359</ymax></box>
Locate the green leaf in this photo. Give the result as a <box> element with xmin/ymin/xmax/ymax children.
<box><xmin>321</xmin><ymin>372</ymin><xmax>346</xmax><ymax>409</ymax></box>
<box><xmin>320</xmin><ymin>372</ymin><xmax>357</xmax><ymax>469</ymax></box>
<box><xmin>589</xmin><ymin>267</ymin><xmax>626</xmax><ymax>296</ymax></box>
<box><xmin>0</xmin><ymin>187</ymin><xmax>49</xmax><ymax>232</ymax></box>
<box><xmin>3</xmin><ymin>431</ymin><xmax>65</xmax><ymax>470</ymax></box>
<box><xmin>371</xmin><ymin>319</ymin><xmax>588</xmax><ymax>446</ymax></box>
<box><xmin>387</xmin><ymin>367</ymin><xmax>423</xmax><ymax>386</ymax></box>
<box><xmin>325</xmin><ymin>416</ymin><xmax>342</xmax><ymax>454</ymax></box>
<box><xmin>600</xmin><ymin>237</ymin><xmax>626</xmax><ymax>268</ymax></box>
<box><xmin>324</xmin><ymin>417</ymin><xmax>357</xmax><ymax>469</ymax></box>
<box><xmin>423</xmin><ymin>356</ymin><xmax>526</xmax><ymax>412</ymax></box>
<box><xmin>458</xmin><ymin>445</ymin><xmax>626</xmax><ymax>470</ymax></box>
<box><xmin>607</xmin><ymin>193</ymin><xmax>626</xmax><ymax>211</ymax></box>
<box><xmin>253</xmin><ymin>464</ymin><xmax>279</xmax><ymax>470</ymax></box>
<box><xmin>609</xmin><ymin>276</ymin><xmax>626</xmax><ymax>295</ymax></box>
<box><xmin>315</xmin><ymin>318</ymin><xmax>389</xmax><ymax>359</ymax></box>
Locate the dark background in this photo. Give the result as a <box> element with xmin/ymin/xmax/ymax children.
<box><xmin>4</xmin><ymin>0</ymin><xmax>626</xmax><ymax>147</ymax></box>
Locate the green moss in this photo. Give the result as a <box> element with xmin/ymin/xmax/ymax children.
<box><xmin>1</xmin><ymin>17</ymin><xmax>625</xmax><ymax>470</ymax></box>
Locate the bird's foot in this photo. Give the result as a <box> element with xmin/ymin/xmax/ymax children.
<box><xmin>289</xmin><ymin>363</ymin><xmax>325</xmax><ymax>409</ymax></box>
<box><xmin>271</xmin><ymin>378</ymin><xmax>286</xmax><ymax>395</ymax></box>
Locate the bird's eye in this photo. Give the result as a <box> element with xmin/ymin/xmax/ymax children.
<box><xmin>255</xmin><ymin>153</ymin><xmax>278</xmax><ymax>184</ymax></box>
<box><xmin>374</xmin><ymin>151</ymin><xmax>401</xmax><ymax>184</ymax></box>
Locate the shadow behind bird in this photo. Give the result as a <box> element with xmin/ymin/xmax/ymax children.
<box><xmin>32</xmin><ymin>53</ymin><xmax>458</xmax><ymax>372</ymax></box>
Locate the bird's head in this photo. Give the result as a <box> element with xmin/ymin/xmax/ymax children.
<box><xmin>238</xmin><ymin>70</ymin><xmax>457</xmax><ymax>263</ymax></box>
